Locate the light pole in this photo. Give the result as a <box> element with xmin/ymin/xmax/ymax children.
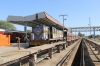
<box><xmin>59</xmin><ymin>14</ymin><xmax>68</xmax><ymax>41</ymax></box>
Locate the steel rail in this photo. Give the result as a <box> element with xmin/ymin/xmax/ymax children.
<box><xmin>56</xmin><ymin>40</ymin><xmax>80</xmax><ymax>66</ymax></box>
<box><xmin>80</xmin><ymin>39</ymin><xmax>85</xmax><ymax>66</ymax></box>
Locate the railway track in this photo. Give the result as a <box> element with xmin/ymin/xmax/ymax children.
<box><xmin>71</xmin><ymin>39</ymin><xmax>85</xmax><ymax>66</ymax></box>
<box><xmin>80</xmin><ymin>39</ymin><xmax>85</xmax><ymax>66</ymax></box>
<box><xmin>56</xmin><ymin>45</ymin><xmax>75</xmax><ymax>66</ymax></box>
<box><xmin>84</xmin><ymin>39</ymin><xmax>100</xmax><ymax>66</ymax></box>
<box><xmin>56</xmin><ymin>39</ymin><xmax>82</xmax><ymax>66</ymax></box>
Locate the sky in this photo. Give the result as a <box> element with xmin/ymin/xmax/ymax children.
<box><xmin>0</xmin><ymin>0</ymin><xmax>100</xmax><ymax>35</ymax></box>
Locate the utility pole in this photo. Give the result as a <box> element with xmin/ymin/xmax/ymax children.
<box><xmin>75</xmin><ymin>31</ymin><xmax>76</xmax><ymax>39</ymax></box>
<box><xmin>59</xmin><ymin>14</ymin><xmax>68</xmax><ymax>41</ymax></box>
<box><xmin>89</xmin><ymin>17</ymin><xmax>91</xmax><ymax>35</ymax></box>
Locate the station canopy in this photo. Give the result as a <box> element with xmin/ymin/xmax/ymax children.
<box><xmin>7</xmin><ymin>12</ymin><xmax>69</xmax><ymax>30</ymax></box>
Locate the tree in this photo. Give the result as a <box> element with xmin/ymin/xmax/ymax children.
<box><xmin>27</xmin><ymin>30</ymin><xmax>32</xmax><ymax>33</ymax></box>
<box><xmin>78</xmin><ymin>31</ymin><xmax>85</xmax><ymax>37</ymax></box>
<box><xmin>0</xmin><ymin>20</ymin><xmax>16</xmax><ymax>30</ymax></box>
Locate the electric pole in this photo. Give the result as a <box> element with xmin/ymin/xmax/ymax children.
<box><xmin>89</xmin><ymin>17</ymin><xmax>91</xmax><ymax>35</ymax></box>
<box><xmin>59</xmin><ymin>14</ymin><xmax>68</xmax><ymax>41</ymax></box>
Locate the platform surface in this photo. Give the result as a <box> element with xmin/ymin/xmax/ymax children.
<box><xmin>0</xmin><ymin>41</ymin><xmax>67</xmax><ymax>65</ymax></box>
<box><xmin>0</xmin><ymin>43</ymin><xmax>29</xmax><ymax>54</ymax></box>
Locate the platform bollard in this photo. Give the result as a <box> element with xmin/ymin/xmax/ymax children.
<box><xmin>19</xmin><ymin>58</ymin><xmax>21</xmax><ymax>66</ymax></box>
<box><xmin>16</xmin><ymin>37</ymin><xmax>20</xmax><ymax>50</ymax></box>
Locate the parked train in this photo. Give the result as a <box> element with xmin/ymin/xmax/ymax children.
<box><xmin>67</xmin><ymin>32</ymin><xmax>79</xmax><ymax>40</ymax></box>
<box><xmin>29</xmin><ymin>24</ymin><xmax>79</xmax><ymax>46</ymax></box>
<box><xmin>5</xmin><ymin>31</ymin><xmax>31</xmax><ymax>43</ymax></box>
<box><xmin>0</xmin><ymin>28</ymin><xmax>79</xmax><ymax>45</ymax></box>
<box><xmin>0</xmin><ymin>29</ymin><xmax>30</xmax><ymax>43</ymax></box>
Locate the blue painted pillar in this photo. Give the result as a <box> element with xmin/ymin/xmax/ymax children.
<box><xmin>93</xmin><ymin>28</ymin><xmax>95</xmax><ymax>39</ymax></box>
<box><xmin>24</xmin><ymin>21</ymin><xmax>27</xmax><ymax>39</ymax></box>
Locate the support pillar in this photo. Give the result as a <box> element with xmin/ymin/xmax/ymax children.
<box><xmin>66</xmin><ymin>30</ymin><xmax>67</xmax><ymax>42</ymax></box>
<box><xmin>91</xmin><ymin>42</ymin><xmax>94</xmax><ymax>47</ymax></box>
<box><xmin>66</xmin><ymin>42</ymin><xmax>68</xmax><ymax>47</ymax></box>
<box><xmin>57</xmin><ymin>45</ymin><xmax>60</xmax><ymax>53</ymax></box>
<box><xmin>98</xmin><ymin>49</ymin><xmax>100</xmax><ymax>54</ymax></box>
<box><xmin>93</xmin><ymin>28</ymin><xmax>95</xmax><ymax>39</ymax></box>
<box><xmin>92</xmin><ymin>42</ymin><xmax>95</xmax><ymax>48</ymax></box>
<box><xmin>70</xmin><ymin>41</ymin><xmax>72</xmax><ymax>44</ymax></box>
<box><xmin>72</xmin><ymin>40</ymin><xmax>74</xmax><ymax>44</ymax></box>
<box><xmin>48</xmin><ymin>48</ymin><xmax>53</xmax><ymax>59</ymax></box>
<box><xmin>34</xmin><ymin>54</ymin><xmax>37</xmax><ymax>63</ymax></box>
<box><xmin>29</xmin><ymin>54</ymin><xmax>37</xmax><ymax>66</ymax></box>
<box><xmin>24</xmin><ymin>21</ymin><xmax>27</xmax><ymax>41</ymax></box>
<box><xmin>98</xmin><ymin>46</ymin><xmax>100</xmax><ymax>54</ymax></box>
<box><xmin>95</xmin><ymin>44</ymin><xmax>98</xmax><ymax>50</ymax></box>
<box><xmin>19</xmin><ymin>58</ymin><xmax>21</xmax><ymax>66</ymax></box>
<box><xmin>48</xmin><ymin>27</ymin><xmax>50</xmax><ymax>44</ymax></box>
<box><xmin>73</xmin><ymin>40</ymin><xmax>75</xmax><ymax>43</ymax></box>
<box><xmin>63</xmin><ymin>43</ymin><xmax>66</xmax><ymax>49</ymax></box>
<box><xmin>68</xmin><ymin>41</ymin><xmax>70</xmax><ymax>46</ymax></box>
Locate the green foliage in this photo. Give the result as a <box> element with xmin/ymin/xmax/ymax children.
<box><xmin>0</xmin><ymin>20</ymin><xmax>16</xmax><ymax>30</ymax></box>
<box><xmin>27</xmin><ymin>30</ymin><xmax>32</xmax><ymax>33</ymax></box>
<box><xmin>78</xmin><ymin>32</ymin><xmax>85</xmax><ymax>37</ymax></box>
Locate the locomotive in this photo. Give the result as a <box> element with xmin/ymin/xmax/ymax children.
<box><xmin>29</xmin><ymin>24</ymin><xmax>77</xmax><ymax>46</ymax></box>
<box><xmin>0</xmin><ymin>28</ymin><xmax>79</xmax><ymax>45</ymax></box>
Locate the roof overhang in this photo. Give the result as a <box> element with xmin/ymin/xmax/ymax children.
<box><xmin>71</xmin><ymin>26</ymin><xmax>100</xmax><ymax>29</ymax></box>
<box><xmin>7</xmin><ymin>12</ymin><xmax>69</xmax><ymax>30</ymax></box>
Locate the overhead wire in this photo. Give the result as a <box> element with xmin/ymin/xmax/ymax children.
<box><xmin>52</xmin><ymin>0</ymin><xmax>64</xmax><ymax>10</ymax></box>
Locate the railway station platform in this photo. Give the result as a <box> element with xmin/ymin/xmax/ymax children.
<box><xmin>0</xmin><ymin>39</ymin><xmax>79</xmax><ymax>66</ymax></box>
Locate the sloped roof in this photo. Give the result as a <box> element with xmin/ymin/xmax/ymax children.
<box><xmin>7</xmin><ymin>12</ymin><xmax>69</xmax><ymax>30</ymax></box>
